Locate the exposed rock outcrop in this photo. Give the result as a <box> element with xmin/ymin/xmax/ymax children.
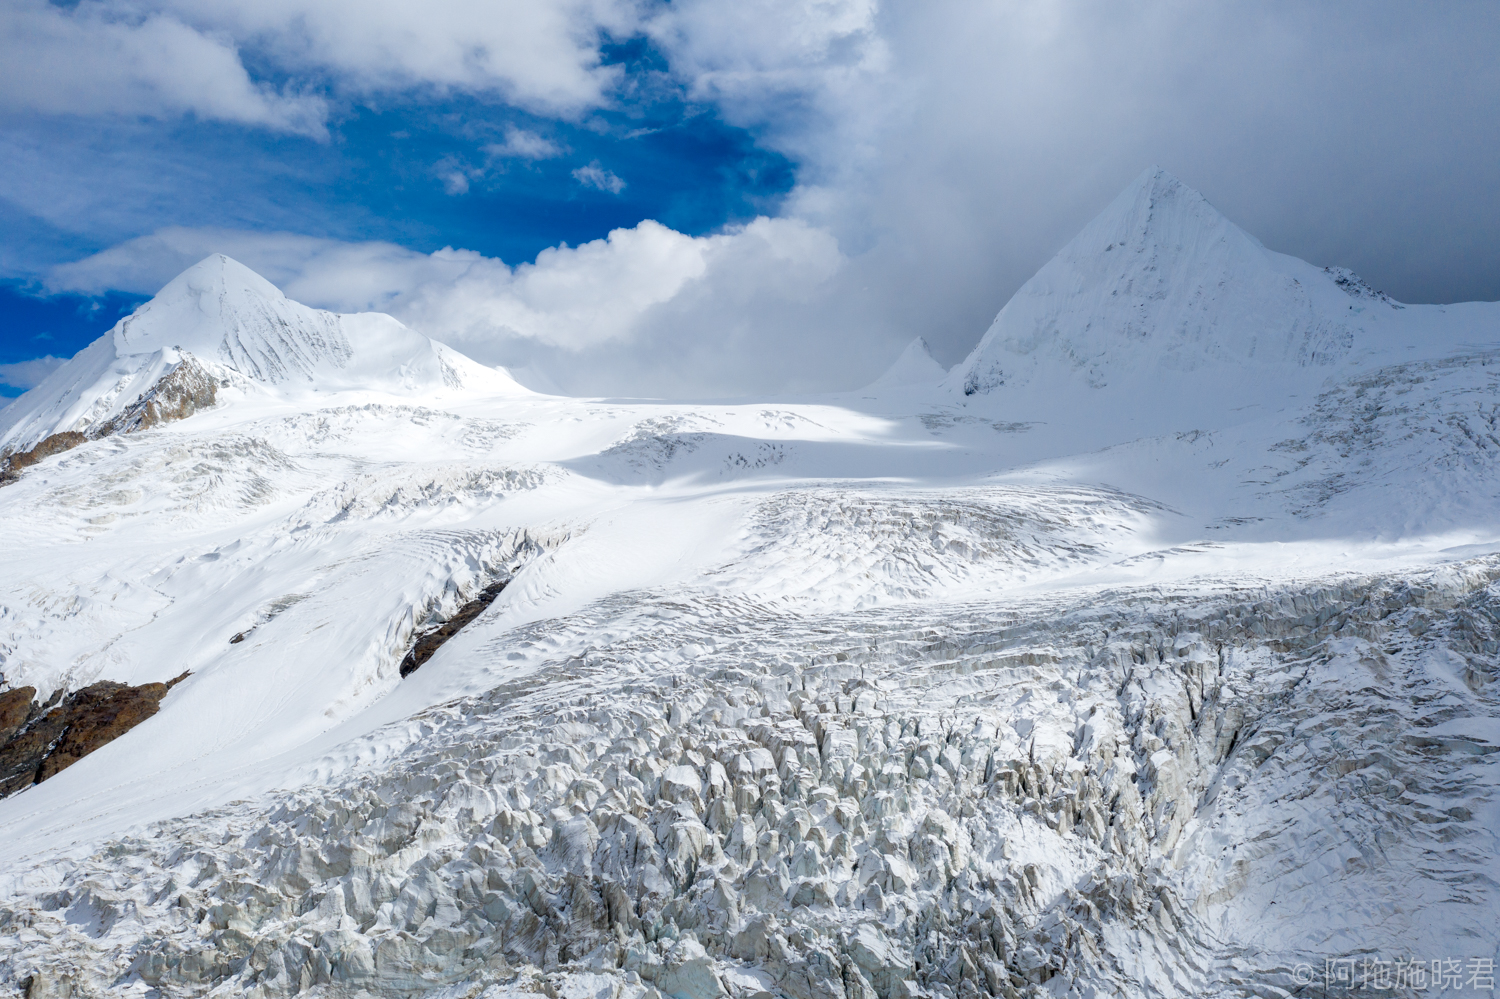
<box><xmin>96</xmin><ymin>353</ymin><xmax>218</xmax><ymax>437</ymax></box>
<box><xmin>0</xmin><ymin>354</ymin><xmax>217</xmax><ymax>486</ymax></box>
<box><xmin>401</xmin><ymin>580</ymin><xmax>510</xmax><ymax>677</ymax></box>
<box><xmin>0</xmin><ymin>672</ymin><xmax>191</xmax><ymax>797</ymax></box>
<box><xmin>0</xmin><ymin>686</ymin><xmax>34</xmax><ymax>744</ymax></box>
<box><xmin>0</xmin><ymin>431</ymin><xmax>89</xmax><ymax>482</ymax></box>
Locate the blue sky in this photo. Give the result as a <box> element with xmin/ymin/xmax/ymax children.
<box><xmin>3</xmin><ymin>1</ymin><xmax>1498</xmax><ymax>398</ymax></box>
<box><xmin>0</xmin><ymin>18</ymin><xmax>802</xmax><ymax>394</ymax></box>
<box><xmin>0</xmin><ymin>92</ymin><xmax>796</xmax><ymax>386</ymax></box>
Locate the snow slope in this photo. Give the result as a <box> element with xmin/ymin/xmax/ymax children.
<box><xmin>0</xmin><ymin>177</ymin><xmax>1497</xmax><ymax>999</ymax></box>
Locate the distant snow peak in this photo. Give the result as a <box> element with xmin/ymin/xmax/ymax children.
<box><xmin>948</xmin><ymin>166</ymin><xmax>1369</xmax><ymax>402</ymax></box>
<box><xmin>115</xmin><ymin>253</ymin><xmax>354</xmax><ymax>385</ymax></box>
<box><xmin>869</xmin><ymin>336</ymin><xmax>947</xmax><ymax>388</ymax></box>
<box><xmin>0</xmin><ymin>255</ymin><xmax>529</xmax><ymax>455</ymax></box>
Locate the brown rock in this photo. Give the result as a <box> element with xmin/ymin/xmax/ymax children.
<box><xmin>400</xmin><ymin>580</ymin><xmax>509</xmax><ymax>677</ymax></box>
<box><xmin>0</xmin><ymin>707</ymin><xmax>67</xmax><ymax>797</ymax></box>
<box><xmin>2</xmin><ymin>431</ymin><xmax>88</xmax><ymax>473</ymax></box>
<box><xmin>0</xmin><ymin>354</ymin><xmax>218</xmax><ymax>486</ymax></box>
<box><xmin>0</xmin><ymin>671</ymin><xmax>192</xmax><ymax>796</ymax></box>
<box><xmin>98</xmin><ymin>355</ymin><xmax>218</xmax><ymax>436</ymax></box>
<box><xmin>0</xmin><ymin>686</ymin><xmax>34</xmax><ymax>745</ymax></box>
<box><xmin>35</xmin><ymin>681</ymin><xmax>170</xmax><ymax>781</ymax></box>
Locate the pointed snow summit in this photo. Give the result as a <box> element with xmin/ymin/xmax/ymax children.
<box><xmin>946</xmin><ymin>167</ymin><xmax>1388</xmax><ymax>402</ymax></box>
<box><xmin>115</xmin><ymin>253</ymin><xmax>355</xmax><ymax>385</ymax></box>
<box><xmin>869</xmin><ymin>337</ymin><xmax>947</xmax><ymax>388</ymax></box>
<box><xmin>0</xmin><ymin>255</ymin><xmax>524</xmax><ymax>455</ymax></box>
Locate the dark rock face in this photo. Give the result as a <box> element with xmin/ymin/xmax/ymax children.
<box><xmin>1</xmin><ymin>431</ymin><xmax>88</xmax><ymax>481</ymax></box>
<box><xmin>0</xmin><ymin>709</ymin><xmax>69</xmax><ymax>797</ymax></box>
<box><xmin>99</xmin><ymin>355</ymin><xmax>218</xmax><ymax>437</ymax></box>
<box><xmin>0</xmin><ymin>687</ymin><xmax>36</xmax><ymax>745</ymax></box>
<box><xmin>0</xmin><ymin>672</ymin><xmax>190</xmax><ymax>797</ymax></box>
<box><xmin>1</xmin><ymin>354</ymin><xmax>218</xmax><ymax>485</ymax></box>
<box><xmin>400</xmin><ymin>580</ymin><xmax>509</xmax><ymax>677</ymax></box>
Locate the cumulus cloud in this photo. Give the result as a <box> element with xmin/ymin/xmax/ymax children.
<box><xmin>572</xmin><ymin>162</ymin><xmax>627</xmax><ymax>194</ymax></box>
<box><xmin>0</xmin><ymin>0</ymin><xmax>326</xmax><ymax>134</ymax></box>
<box><xmin>48</xmin><ymin>217</ymin><xmax>849</xmax><ymax>396</ymax></box>
<box><xmin>0</xmin><ymin>0</ymin><xmax>645</xmax><ymax>130</ymax></box>
<box><xmin>646</xmin><ymin>0</ymin><xmax>886</xmax><ymax>144</ymax></box>
<box><xmin>0</xmin><ymin>356</ymin><xmax>65</xmax><ymax>392</ymax></box>
<box><xmin>485</xmin><ymin>127</ymin><xmax>563</xmax><ymax>161</ymax></box>
<box><xmin>162</xmin><ymin>0</ymin><xmax>642</xmax><ymax>115</ymax></box>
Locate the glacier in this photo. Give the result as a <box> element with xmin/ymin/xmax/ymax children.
<box><xmin>0</xmin><ymin>168</ymin><xmax>1496</xmax><ymax>999</ymax></box>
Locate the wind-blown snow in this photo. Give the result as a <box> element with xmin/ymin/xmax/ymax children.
<box><xmin>0</xmin><ymin>176</ymin><xmax>1496</xmax><ymax>999</ymax></box>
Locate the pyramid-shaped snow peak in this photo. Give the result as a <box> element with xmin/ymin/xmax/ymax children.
<box><xmin>0</xmin><ymin>255</ymin><xmax>524</xmax><ymax>454</ymax></box>
<box><xmin>109</xmin><ymin>254</ymin><xmax>357</xmax><ymax>385</ymax></box>
<box><xmin>869</xmin><ymin>337</ymin><xmax>948</xmax><ymax>388</ymax></box>
<box><xmin>947</xmin><ymin>167</ymin><xmax>1384</xmax><ymax>400</ymax></box>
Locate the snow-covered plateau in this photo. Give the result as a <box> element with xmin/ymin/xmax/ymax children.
<box><xmin>0</xmin><ymin>168</ymin><xmax>1496</xmax><ymax>999</ymax></box>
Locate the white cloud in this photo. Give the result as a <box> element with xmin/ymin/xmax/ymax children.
<box><xmin>21</xmin><ymin>0</ymin><xmax>1500</xmax><ymax>399</ymax></box>
<box><xmin>0</xmin><ymin>0</ymin><xmax>327</xmax><ymax>134</ymax></box>
<box><xmin>647</xmin><ymin>0</ymin><xmax>884</xmax><ymax>111</ymax></box>
<box><xmin>46</xmin><ymin>227</ymin><xmax>457</xmax><ymax>307</ymax></box>
<box><xmin>0</xmin><ymin>0</ymin><xmax>646</xmax><ymax>130</ymax></box>
<box><xmin>485</xmin><ymin>127</ymin><xmax>563</xmax><ymax>161</ymax></box>
<box><xmin>0</xmin><ymin>0</ymin><xmax>894</xmax><ymax>143</ymax></box>
<box><xmin>645</xmin><ymin>0</ymin><xmax>887</xmax><ymax>171</ymax></box>
<box><xmin>140</xmin><ymin>0</ymin><xmax>644</xmax><ymax>116</ymax></box>
<box><xmin>46</xmin><ymin>217</ymin><xmax>849</xmax><ymax>396</ymax></box>
<box><xmin>572</xmin><ymin>162</ymin><xmax>626</xmax><ymax>194</ymax></box>
<box><xmin>0</xmin><ymin>0</ymin><xmax>890</xmax><ymax>134</ymax></box>
<box><xmin>433</xmin><ymin>156</ymin><xmax>479</xmax><ymax>196</ymax></box>
<box><xmin>431</xmin><ymin>128</ymin><xmax>563</xmax><ymax>197</ymax></box>
<box><xmin>0</xmin><ymin>356</ymin><xmax>65</xmax><ymax>392</ymax></box>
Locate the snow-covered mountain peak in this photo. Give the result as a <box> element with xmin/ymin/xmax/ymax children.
<box><xmin>113</xmin><ymin>253</ymin><xmax>352</xmax><ymax>385</ymax></box>
<box><xmin>1062</xmin><ymin>165</ymin><xmax>1255</xmax><ymax>280</ymax></box>
<box><xmin>947</xmin><ymin>167</ymin><xmax>1379</xmax><ymax>404</ymax></box>
<box><xmin>868</xmin><ymin>336</ymin><xmax>947</xmax><ymax>388</ymax></box>
<box><xmin>149</xmin><ymin>252</ymin><xmax>283</xmax><ymax>312</ymax></box>
<box><xmin>0</xmin><ymin>256</ymin><xmax>526</xmax><ymax>454</ymax></box>
<box><xmin>110</xmin><ymin>254</ymin><xmax>338</xmax><ymax>375</ymax></box>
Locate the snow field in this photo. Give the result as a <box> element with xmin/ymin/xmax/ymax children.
<box><xmin>2</xmin><ymin>167</ymin><xmax>1498</xmax><ymax>997</ymax></box>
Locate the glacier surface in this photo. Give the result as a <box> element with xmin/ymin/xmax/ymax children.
<box><xmin>0</xmin><ymin>169</ymin><xmax>1496</xmax><ymax>999</ymax></box>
